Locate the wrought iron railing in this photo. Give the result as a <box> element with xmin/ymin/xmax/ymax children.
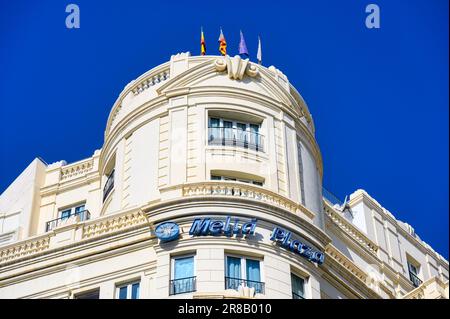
<box><xmin>292</xmin><ymin>292</ymin><xmax>305</xmax><ymax>299</ymax></box>
<box><xmin>169</xmin><ymin>276</ymin><xmax>196</xmax><ymax>295</ymax></box>
<box><xmin>103</xmin><ymin>169</ymin><xmax>115</xmax><ymax>202</ymax></box>
<box><xmin>409</xmin><ymin>272</ymin><xmax>423</xmax><ymax>288</ymax></box>
<box><xmin>225</xmin><ymin>276</ymin><xmax>265</xmax><ymax>294</ymax></box>
<box><xmin>208</xmin><ymin>127</ymin><xmax>264</xmax><ymax>152</ymax></box>
<box><xmin>46</xmin><ymin>210</ymin><xmax>91</xmax><ymax>232</ymax></box>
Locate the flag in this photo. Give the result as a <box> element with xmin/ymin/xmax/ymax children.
<box><xmin>218</xmin><ymin>28</ymin><xmax>227</xmax><ymax>56</ymax></box>
<box><xmin>200</xmin><ymin>27</ymin><xmax>206</xmax><ymax>56</ymax></box>
<box><xmin>257</xmin><ymin>36</ymin><xmax>262</xmax><ymax>65</ymax></box>
<box><xmin>238</xmin><ymin>30</ymin><xmax>249</xmax><ymax>59</ymax></box>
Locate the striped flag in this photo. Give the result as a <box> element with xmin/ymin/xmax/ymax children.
<box><xmin>218</xmin><ymin>28</ymin><xmax>227</xmax><ymax>56</ymax></box>
<box><xmin>257</xmin><ymin>36</ymin><xmax>262</xmax><ymax>65</ymax></box>
<box><xmin>200</xmin><ymin>27</ymin><xmax>206</xmax><ymax>55</ymax></box>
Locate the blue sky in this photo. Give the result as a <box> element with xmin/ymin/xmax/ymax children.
<box><xmin>0</xmin><ymin>0</ymin><xmax>448</xmax><ymax>258</ymax></box>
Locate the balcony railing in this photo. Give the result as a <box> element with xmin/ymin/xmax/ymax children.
<box><xmin>292</xmin><ymin>292</ymin><xmax>305</xmax><ymax>299</ymax></box>
<box><xmin>225</xmin><ymin>276</ymin><xmax>265</xmax><ymax>295</ymax></box>
<box><xmin>409</xmin><ymin>272</ymin><xmax>423</xmax><ymax>288</ymax></box>
<box><xmin>46</xmin><ymin>210</ymin><xmax>91</xmax><ymax>232</ymax></box>
<box><xmin>103</xmin><ymin>169</ymin><xmax>115</xmax><ymax>202</ymax></box>
<box><xmin>208</xmin><ymin>127</ymin><xmax>264</xmax><ymax>152</ymax></box>
<box><xmin>169</xmin><ymin>276</ymin><xmax>196</xmax><ymax>295</ymax></box>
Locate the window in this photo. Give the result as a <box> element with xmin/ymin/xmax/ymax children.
<box><xmin>291</xmin><ymin>273</ymin><xmax>305</xmax><ymax>299</ymax></box>
<box><xmin>225</xmin><ymin>255</ymin><xmax>264</xmax><ymax>294</ymax></box>
<box><xmin>103</xmin><ymin>169</ymin><xmax>115</xmax><ymax>202</ymax></box>
<box><xmin>297</xmin><ymin>140</ymin><xmax>306</xmax><ymax>206</ymax></box>
<box><xmin>116</xmin><ymin>281</ymin><xmax>140</xmax><ymax>299</ymax></box>
<box><xmin>46</xmin><ymin>203</ymin><xmax>90</xmax><ymax>232</ymax></box>
<box><xmin>208</xmin><ymin>117</ymin><xmax>263</xmax><ymax>151</ymax></box>
<box><xmin>211</xmin><ymin>175</ymin><xmax>263</xmax><ymax>186</ymax></box>
<box><xmin>170</xmin><ymin>255</ymin><xmax>196</xmax><ymax>295</ymax></box>
<box><xmin>59</xmin><ymin>204</ymin><xmax>86</xmax><ymax>220</ymax></box>
<box><xmin>407</xmin><ymin>261</ymin><xmax>422</xmax><ymax>288</ymax></box>
<box><xmin>74</xmin><ymin>289</ymin><xmax>100</xmax><ymax>299</ymax></box>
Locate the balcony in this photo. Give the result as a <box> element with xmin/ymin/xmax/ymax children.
<box><xmin>292</xmin><ymin>292</ymin><xmax>305</xmax><ymax>299</ymax></box>
<box><xmin>225</xmin><ymin>276</ymin><xmax>265</xmax><ymax>295</ymax></box>
<box><xmin>409</xmin><ymin>272</ymin><xmax>423</xmax><ymax>288</ymax></box>
<box><xmin>208</xmin><ymin>127</ymin><xmax>264</xmax><ymax>152</ymax></box>
<box><xmin>46</xmin><ymin>210</ymin><xmax>91</xmax><ymax>232</ymax></box>
<box><xmin>169</xmin><ymin>276</ymin><xmax>197</xmax><ymax>295</ymax></box>
<box><xmin>103</xmin><ymin>169</ymin><xmax>115</xmax><ymax>202</ymax></box>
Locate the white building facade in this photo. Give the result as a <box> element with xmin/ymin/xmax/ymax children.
<box><xmin>0</xmin><ymin>53</ymin><xmax>448</xmax><ymax>299</ymax></box>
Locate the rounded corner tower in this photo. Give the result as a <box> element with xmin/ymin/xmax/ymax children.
<box><xmin>101</xmin><ymin>53</ymin><xmax>324</xmax><ymax>224</ymax></box>
<box><xmin>95</xmin><ymin>52</ymin><xmax>329</xmax><ymax>298</ymax></box>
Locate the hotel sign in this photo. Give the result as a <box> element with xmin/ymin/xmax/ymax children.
<box><xmin>189</xmin><ymin>216</ymin><xmax>256</xmax><ymax>237</ymax></box>
<box><xmin>155</xmin><ymin>216</ymin><xmax>324</xmax><ymax>265</ymax></box>
<box><xmin>270</xmin><ymin>227</ymin><xmax>325</xmax><ymax>265</ymax></box>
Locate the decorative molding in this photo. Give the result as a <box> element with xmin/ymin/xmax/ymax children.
<box><xmin>60</xmin><ymin>159</ymin><xmax>94</xmax><ymax>182</ymax></box>
<box><xmin>131</xmin><ymin>70</ymin><xmax>170</xmax><ymax>96</ymax></box>
<box><xmin>179</xmin><ymin>181</ymin><xmax>315</xmax><ymax>220</ymax></box>
<box><xmin>324</xmin><ymin>200</ymin><xmax>378</xmax><ymax>255</ymax></box>
<box><xmin>214</xmin><ymin>55</ymin><xmax>259</xmax><ymax>80</ymax></box>
<box><xmin>82</xmin><ymin>210</ymin><xmax>148</xmax><ymax>240</ymax></box>
<box><xmin>0</xmin><ymin>235</ymin><xmax>50</xmax><ymax>264</ymax></box>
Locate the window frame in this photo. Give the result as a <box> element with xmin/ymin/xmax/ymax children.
<box><xmin>169</xmin><ymin>253</ymin><xmax>197</xmax><ymax>295</ymax></box>
<box><xmin>225</xmin><ymin>254</ymin><xmax>264</xmax><ymax>282</ymax></box>
<box><xmin>58</xmin><ymin>203</ymin><xmax>86</xmax><ymax>220</ymax></box>
<box><xmin>115</xmin><ymin>280</ymin><xmax>141</xmax><ymax>299</ymax></box>
<box><xmin>291</xmin><ymin>272</ymin><xmax>307</xmax><ymax>299</ymax></box>
<box><xmin>208</xmin><ymin>117</ymin><xmax>263</xmax><ymax>151</ymax></box>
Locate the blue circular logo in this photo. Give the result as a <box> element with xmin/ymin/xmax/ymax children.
<box><xmin>155</xmin><ymin>222</ymin><xmax>180</xmax><ymax>242</ymax></box>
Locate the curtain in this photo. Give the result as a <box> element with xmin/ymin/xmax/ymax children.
<box><xmin>174</xmin><ymin>256</ymin><xmax>194</xmax><ymax>279</ymax></box>
<box><xmin>131</xmin><ymin>283</ymin><xmax>140</xmax><ymax>299</ymax></box>
<box><xmin>246</xmin><ymin>259</ymin><xmax>261</xmax><ymax>282</ymax></box>
<box><xmin>226</xmin><ymin>257</ymin><xmax>242</xmax><ymax>290</ymax></box>
<box><xmin>174</xmin><ymin>256</ymin><xmax>194</xmax><ymax>294</ymax></box>
<box><xmin>246</xmin><ymin>259</ymin><xmax>261</xmax><ymax>293</ymax></box>
<box><xmin>291</xmin><ymin>274</ymin><xmax>305</xmax><ymax>298</ymax></box>
<box><xmin>227</xmin><ymin>257</ymin><xmax>241</xmax><ymax>279</ymax></box>
<box><xmin>119</xmin><ymin>286</ymin><xmax>128</xmax><ymax>299</ymax></box>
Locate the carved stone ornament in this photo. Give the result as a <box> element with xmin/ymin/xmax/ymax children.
<box><xmin>214</xmin><ymin>55</ymin><xmax>259</xmax><ymax>80</ymax></box>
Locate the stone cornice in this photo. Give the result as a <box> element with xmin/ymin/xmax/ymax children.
<box><xmin>323</xmin><ymin>244</ymin><xmax>384</xmax><ymax>299</ymax></box>
<box><xmin>323</xmin><ymin>200</ymin><xmax>378</xmax><ymax>255</ymax></box>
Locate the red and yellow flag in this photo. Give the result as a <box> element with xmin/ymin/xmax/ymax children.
<box><xmin>218</xmin><ymin>28</ymin><xmax>227</xmax><ymax>56</ymax></box>
<box><xmin>201</xmin><ymin>28</ymin><xmax>206</xmax><ymax>55</ymax></box>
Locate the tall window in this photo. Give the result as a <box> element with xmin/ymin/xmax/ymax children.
<box><xmin>225</xmin><ymin>255</ymin><xmax>264</xmax><ymax>294</ymax></box>
<box><xmin>407</xmin><ymin>261</ymin><xmax>422</xmax><ymax>288</ymax></box>
<box><xmin>103</xmin><ymin>169</ymin><xmax>115</xmax><ymax>202</ymax></box>
<box><xmin>208</xmin><ymin>117</ymin><xmax>263</xmax><ymax>151</ymax></box>
<box><xmin>291</xmin><ymin>273</ymin><xmax>305</xmax><ymax>299</ymax></box>
<box><xmin>170</xmin><ymin>255</ymin><xmax>196</xmax><ymax>295</ymax></box>
<box><xmin>297</xmin><ymin>140</ymin><xmax>306</xmax><ymax>206</ymax></box>
<box><xmin>116</xmin><ymin>281</ymin><xmax>140</xmax><ymax>299</ymax></box>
